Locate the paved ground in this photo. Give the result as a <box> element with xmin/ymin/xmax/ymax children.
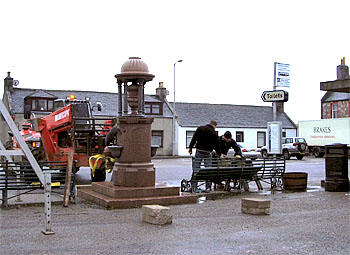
<box><xmin>1</xmin><ymin>157</ymin><xmax>349</xmax><ymax>255</ymax></box>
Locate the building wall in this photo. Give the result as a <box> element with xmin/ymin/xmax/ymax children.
<box><xmin>151</xmin><ymin>117</ymin><xmax>173</xmax><ymax>156</ymax></box>
<box><xmin>0</xmin><ymin>113</ymin><xmax>35</xmax><ymax>145</ymax></box>
<box><xmin>322</xmin><ymin>100</ymin><xmax>350</xmax><ymax>119</ymax></box>
<box><xmin>0</xmin><ymin>121</ymin><xmax>9</xmax><ymax>145</ymax></box>
<box><xmin>0</xmin><ymin>93</ymin><xmax>11</xmax><ymax>144</ymax></box>
<box><xmin>177</xmin><ymin>126</ymin><xmax>297</xmax><ymax>156</ymax></box>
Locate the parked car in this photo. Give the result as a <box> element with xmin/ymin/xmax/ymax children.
<box><xmin>260</xmin><ymin>137</ymin><xmax>308</xmax><ymax>160</ymax></box>
<box><xmin>228</xmin><ymin>142</ymin><xmax>261</xmax><ymax>159</ymax></box>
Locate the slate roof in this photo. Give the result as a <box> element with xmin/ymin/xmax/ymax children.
<box><xmin>11</xmin><ymin>88</ymin><xmax>174</xmax><ymax>118</ymax></box>
<box><xmin>10</xmin><ymin>87</ymin><xmax>296</xmax><ymax>129</ymax></box>
<box><xmin>173</xmin><ymin>102</ymin><xmax>296</xmax><ymax>129</ymax></box>
<box><xmin>24</xmin><ymin>90</ymin><xmax>57</xmax><ymax>99</ymax></box>
<box><xmin>321</xmin><ymin>92</ymin><xmax>350</xmax><ymax>102</ymax></box>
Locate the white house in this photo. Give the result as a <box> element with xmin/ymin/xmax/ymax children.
<box><xmin>174</xmin><ymin>102</ymin><xmax>297</xmax><ymax>156</ymax></box>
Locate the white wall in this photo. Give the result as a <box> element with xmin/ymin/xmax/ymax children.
<box><xmin>177</xmin><ymin>126</ymin><xmax>297</xmax><ymax>156</ymax></box>
<box><xmin>284</xmin><ymin>128</ymin><xmax>297</xmax><ymax>137</ymax></box>
<box><xmin>178</xmin><ymin>126</ymin><xmax>196</xmax><ymax>156</ymax></box>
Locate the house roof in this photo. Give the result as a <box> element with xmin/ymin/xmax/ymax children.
<box><xmin>173</xmin><ymin>102</ymin><xmax>296</xmax><ymax>129</ymax></box>
<box><xmin>321</xmin><ymin>91</ymin><xmax>350</xmax><ymax>102</ymax></box>
<box><xmin>10</xmin><ymin>87</ymin><xmax>296</xmax><ymax>129</ymax></box>
<box><xmin>11</xmin><ymin>88</ymin><xmax>174</xmax><ymax>118</ymax></box>
<box><xmin>24</xmin><ymin>90</ymin><xmax>57</xmax><ymax>99</ymax></box>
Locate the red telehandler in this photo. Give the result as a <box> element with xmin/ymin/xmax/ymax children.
<box><xmin>31</xmin><ymin>96</ymin><xmax>116</xmax><ymax>182</ymax></box>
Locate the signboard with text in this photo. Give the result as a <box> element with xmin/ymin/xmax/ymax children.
<box><xmin>261</xmin><ymin>90</ymin><xmax>288</xmax><ymax>102</ymax></box>
<box><xmin>274</xmin><ymin>62</ymin><xmax>290</xmax><ymax>87</ymax></box>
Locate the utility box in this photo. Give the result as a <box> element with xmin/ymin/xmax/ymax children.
<box><xmin>324</xmin><ymin>144</ymin><xmax>349</xmax><ymax>192</ymax></box>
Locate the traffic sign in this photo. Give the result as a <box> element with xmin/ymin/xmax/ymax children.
<box><xmin>261</xmin><ymin>90</ymin><xmax>288</xmax><ymax>102</ymax></box>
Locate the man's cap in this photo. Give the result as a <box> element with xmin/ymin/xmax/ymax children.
<box><xmin>224</xmin><ymin>131</ymin><xmax>232</xmax><ymax>138</ymax></box>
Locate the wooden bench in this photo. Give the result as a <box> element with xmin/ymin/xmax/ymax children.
<box><xmin>0</xmin><ymin>160</ymin><xmax>76</xmax><ymax>207</ymax></box>
<box><xmin>181</xmin><ymin>156</ymin><xmax>285</xmax><ymax>192</ymax></box>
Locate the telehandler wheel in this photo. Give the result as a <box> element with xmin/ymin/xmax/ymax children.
<box><xmin>91</xmin><ymin>169</ymin><xmax>106</xmax><ymax>182</ymax></box>
<box><xmin>91</xmin><ymin>161</ymin><xmax>106</xmax><ymax>182</ymax></box>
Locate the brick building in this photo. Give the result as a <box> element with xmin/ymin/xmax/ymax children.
<box><xmin>320</xmin><ymin>57</ymin><xmax>350</xmax><ymax>119</ymax></box>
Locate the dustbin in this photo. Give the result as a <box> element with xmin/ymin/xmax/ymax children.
<box><xmin>324</xmin><ymin>143</ymin><xmax>349</xmax><ymax>192</ymax></box>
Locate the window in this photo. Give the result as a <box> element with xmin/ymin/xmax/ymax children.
<box><xmin>151</xmin><ymin>131</ymin><xmax>163</xmax><ymax>147</ymax></box>
<box><xmin>145</xmin><ymin>102</ymin><xmax>163</xmax><ymax>115</ymax></box>
<box><xmin>236</xmin><ymin>131</ymin><xmax>244</xmax><ymax>142</ymax></box>
<box><xmin>48</xmin><ymin>100</ymin><xmax>54</xmax><ymax>111</ymax></box>
<box><xmin>331</xmin><ymin>103</ymin><xmax>338</xmax><ymax>118</ymax></box>
<box><xmin>257</xmin><ymin>132</ymin><xmax>266</xmax><ymax>148</ymax></box>
<box><xmin>26</xmin><ymin>98</ymin><xmax>54</xmax><ymax>112</ymax></box>
<box><xmin>282</xmin><ymin>138</ymin><xmax>293</xmax><ymax>144</ymax></box>
<box><xmin>186</xmin><ymin>131</ymin><xmax>195</xmax><ymax>148</ymax></box>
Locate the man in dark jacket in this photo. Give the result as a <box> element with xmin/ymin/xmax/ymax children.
<box><xmin>188</xmin><ymin>120</ymin><xmax>218</xmax><ymax>192</ymax></box>
<box><xmin>217</xmin><ymin>131</ymin><xmax>242</xmax><ymax>157</ymax></box>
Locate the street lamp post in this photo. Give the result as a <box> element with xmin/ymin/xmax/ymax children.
<box><xmin>173</xmin><ymin>59</ymin><xmax>183</xmax><ymax>156</ymax></box>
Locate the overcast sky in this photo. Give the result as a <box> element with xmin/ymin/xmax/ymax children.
<box><xmin>1</xmin><ymin>0</ymin><xmax>349</xmax><ymax>124</ymax></box>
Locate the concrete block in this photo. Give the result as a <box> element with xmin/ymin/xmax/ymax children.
<box><xmin>241</xmin><ymin>198</ymin><xmax>271</xmax><ymax>215</ymax></box>
<box><xmin>142</xmin><ymin>204</ymin><xmax>172</xmax><ymax>225</ymax></box>
<box><xmin>241</xmin><ymin>207</ymin><xmax>270</xmax><ymax>215</ymax></box>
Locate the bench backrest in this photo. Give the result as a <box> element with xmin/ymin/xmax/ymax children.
<box><xmin>0</xmin><ymin>161</ymin><xmax>71</xmax><ymax>190</ymax></box>
<box><xmin>191</xmin><ymin>157</ymin><xmax>262</xmax><ymax>182</ymax></box>
<box><xmin>252</xmin><ymin>157</ymin><xmax>285</xmax><ymax>179</ymax></box>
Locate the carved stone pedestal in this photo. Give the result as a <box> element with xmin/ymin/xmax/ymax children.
<box><xmin>112</xmin><ymin>116</ymin><xmax>155</xmax><ymax>187</ymax></box>
<box><xmin>77</xmin><ymin>116</ymin><xmax>197</xmax><ymax>208</ymax></box>
<box><xmin>113</xmin><ymin>162</ymin><xmax>155</xmax><ymax>187</ymax></box>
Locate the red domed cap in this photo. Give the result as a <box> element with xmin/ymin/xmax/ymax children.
<box><xmin>116</xmin><ymin>57</ymin><xmax>154</xmax><ymax>82</ymax></box>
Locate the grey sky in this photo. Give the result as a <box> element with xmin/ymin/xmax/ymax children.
<box><xmin>1</xmin><ymin>0</ymin><xmax>349</xmax><ymax>123</ymax></box>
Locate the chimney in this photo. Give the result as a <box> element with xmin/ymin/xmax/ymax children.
<box><xmin>276</xmin><ymin>102</ymin><xmax>284</xmax><ymax>113</ymax></box>
<box><xmin>337</xmin><ymin>57</ymin><xmax>349</xmax><ymax>80</ymax></box>
<box><xmin>4</xmin><ymin>72</ymin><xmax>14</xmax><ymax>93</ymax></box>
<box><xmin>156</xmin><ymin>82</ymin><xmax>168</xmax><ymax>100</ymax></box>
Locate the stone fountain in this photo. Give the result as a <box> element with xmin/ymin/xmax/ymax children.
<box><xmin>78</xmin><ymin>57</ymin><xmax>197</xmax><ymax>208</ymax></box>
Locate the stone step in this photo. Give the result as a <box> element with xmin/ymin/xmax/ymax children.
<box><xmin>91</xmin><ymin>182</ymin><xmax>180</xmax><ymax>198</ymax></box>
<box><xmin>77</xmin><ymin>186</ymin><xmax>197</xmax><ymax>209</ymax></box>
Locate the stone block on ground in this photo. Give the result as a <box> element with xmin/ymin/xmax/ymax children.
<box><xmin>241</xmin><ymin>198</ymin><xmax>271</xmax><ymax>215</ymax></box>
<box><xmin>142</xmin><ymin>204</ymin><xmax>172</xmax><ymax>225</ymax></box>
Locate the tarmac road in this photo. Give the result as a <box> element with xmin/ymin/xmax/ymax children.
<box><xmin>76</xmin><ymin>156</ymin><xmax>331</xmax><ymax>187</ymax></box>
<box><xmin>1</xmin><ymin>157</ymin><xmax>349</xmax><ymax>255</ymax></box>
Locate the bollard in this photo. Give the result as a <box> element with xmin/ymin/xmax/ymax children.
<box><xmin>42</xmin><ymin>172</ymin><xmax>55</xmax><ymax>235</ymax></box>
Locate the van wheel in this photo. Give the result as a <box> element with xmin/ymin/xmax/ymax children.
<box><xmin>261</xmin><ymin>150</ymin><xmax>268</xmax><ymax>159</ymax></box>
<box><xmin>283</xmin><ymin>150</ymin><xmax>290</xmax><ymax>160</ymax></box>
<box><xmin>313</xmin><ymin>147</ymin><xmax>324</xmax><ymax>157</ymax></box>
